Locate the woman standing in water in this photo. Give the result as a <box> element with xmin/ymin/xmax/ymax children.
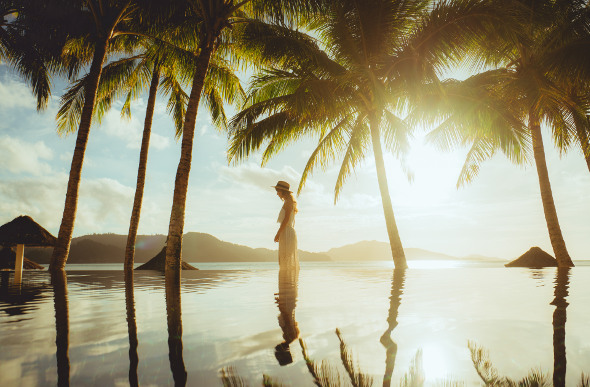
<box><xmin>273</xmin><ymin>181</ymin><xmax>299</xmax><ymax>270</ymax></box>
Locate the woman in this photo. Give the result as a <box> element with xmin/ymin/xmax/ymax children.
<box><xmin>273</xmin><ymin>180</ymin><xmax>299</xmax><ymax>270</ymax></box>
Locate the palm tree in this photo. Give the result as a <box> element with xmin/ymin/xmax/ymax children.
<box><xmin>58</xmin><ymin>37</ymin><xmax>244</xmax><ymax>271</ymax></box>
<box><xmin>159</xmin><ymin>0</ymin><xmax>323</xmax><ymax>275</ymax></box>
<box><xmin>413</xmin><ymin>0</ymin><xmax>590</xmax><ymax>267</ymax></box>
<box><xmin>57</xmin><ymin>43</ymin><xmax>189</xmax><ymax>273</ymax></box>
<box><xmin>229</xmin><ymin>0</ymin><xmax>508</xmax><ymax>269</ymax></box>
<box><xmin>48</xmin><ymin>0</ymin><xmax>143</xmax><ymax>272</ymax></box>
<box><xmin>0</xmin><ymin>0</ymin><xmax>69</xmax><ymax>109</ymax></box>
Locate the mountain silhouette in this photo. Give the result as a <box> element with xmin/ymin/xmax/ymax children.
<box><xmin>25</xmin><ymin>232</ymin><xmax>331</xmax><ymax>264</ymax></box>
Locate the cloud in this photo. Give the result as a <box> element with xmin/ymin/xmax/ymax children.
<box><xmin>0</xmin><ymin>173</ymin><xmax>135</xmax><ymax>237</ymax></box>
<box><xmin>0</xmin><ymin>135</ymin><xmax>53</xmax><ymax>175</ymax></box>
<box><xmin>97</xmin><ymin>101</ymin><xmax>170</xmax><ymax>150</ymax></box>
<box><xmin>217</xmin><ymin>162</ymin><xmax>301</xmax><ymax>191</ymax></box>
<box><xmin>0</xmin><ymin>75</ymin><xmax>37</xmax><ymax>109</ymax></box>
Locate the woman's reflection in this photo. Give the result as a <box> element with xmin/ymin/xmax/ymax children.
<box><xmin>51</xmin><ymin>270</ymin><xmax>70</xmax><ymax>387</ymax></box>
<box><xmin>380</xmin><ymin>268</ymin><xmax>406</xmax><ymax>387</ymax></box>
<box><xmin>274</xmin><ymin>268</ymin><xmax>300</xmax><ymax>366</ymax></box>
<box><xmin>551</xmin><ymin>267</ymin><xmax>569</xmax><ymax>387</ymax></box>
<box><xmin>125</xmin><ymin>271</ymin><xmax>139</xmax><ymax>387</ymax></box>
<box><xmin>165</xmin><ymin>270</ymin><xmax>187</xmax><ymax>386</ymax></box>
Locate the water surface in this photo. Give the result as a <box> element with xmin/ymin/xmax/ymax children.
<box><xmin>1</xmin><ymin>262</ymin><xmax>589</xmax><ymax>386</ymax></box>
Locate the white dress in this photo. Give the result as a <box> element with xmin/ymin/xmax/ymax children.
<box><xmin>277</xmin><ymin>207</ymin><xmax>299</xmax><ymax>270</ymax></box>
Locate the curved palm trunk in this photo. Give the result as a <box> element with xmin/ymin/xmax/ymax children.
<box><xmin>124</xmin><ymin>65</ymin><xmax>161</xmax><ymax>272</ymax></box>
<box><xmin>530</xmin><ymin>110</ymin><xmax>574</xmax><ymax>267</ymax></box>
<box><xmin>165</xmin><ymin>42</ymin><xmax>214</xmax><ymax>274</ymax></box>
<box><xmin>575</xmin><ymin>125</ymin><xmax>590</xmax><ymax>173</ymax></box>
<box><xmin>49</xmin><ymin>40</ymin><xmax>108</xmax><ymax>272</ymax></box>
<box><xmin>369</xmin><ymin>115</ymin><xmax>407</xmax><ymax>269</ymax></box>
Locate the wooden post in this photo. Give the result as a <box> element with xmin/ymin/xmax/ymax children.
<box><xmin>14</xmin><ymin>244</ymin><xmax>24</xmax><ymax>283</ymax></box>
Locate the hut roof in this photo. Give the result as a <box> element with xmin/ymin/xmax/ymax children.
<box><xmin>0</xmin><ymin>216</ymin><xmax>57</xmax><ymax>247</ymax></box>
<box><xmin>505</xmin><ymin>247</ymin><xmax>558</xmax><ymax>267</ymax></box>
<box><xmin>0</xmin><ymin>247</ymin><xmax>44</xmax><ymax>270</ymax></box>
<box><xmin>135</xmin><ymin>246</ymin><xmax>198</xmax><ymax>271</ymax></box>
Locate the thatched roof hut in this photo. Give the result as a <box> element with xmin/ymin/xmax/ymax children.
<box><xmin>505</xmin><ymin>247</ymin><xmax>558</xmax><ymax>267</ymax></box>
<box><xmin>0</xmin><ymin>215</ymin><xmax>57</xmax><ymax>247</ymax></box>
<box><xmin>135</xmin><ymin>246</ymin><xmax>198</xmax><ymax>271</ymax></box>
<box><xmin>0</xmin><ymin>247</ymin><xmax>44</xmax><ymax>270</ymax></box>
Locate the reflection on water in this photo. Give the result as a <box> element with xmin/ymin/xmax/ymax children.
<box><xmin>274</xmin><ymin>268</ymin><xmax>300</xmax><ymax>365</ymax></box>
<box><xmin>0</xmin><ymin>271</ymin><xmax>49</xmax><ymax>317</ymax></box>
<box><xmin>552</xmin><ymin>268</ymin><xmax>569</xmax><ymax>387</ymax></box>
<box><xmin>51</xmin><ymin>270</ymin><xmax>70</xmax><ymax>387</ymax></box>
<box><xmin>381</xmin><ymin>268</ymin><xmax>406</xmax><ymax>387</ymax></box>
<box><xmin>124</xmin><ymin>271</ymin><xmax>139</xmax><ymax>387</ymax></box>
<box><xmin>1</xmin><ymin>265</ymin><xmax>590</xmax><ymax>386</ymax></box>
<box><xmin>166</xmin><ymin>270</ymin><xmax>187</xmax><ymax>386</ymax></box>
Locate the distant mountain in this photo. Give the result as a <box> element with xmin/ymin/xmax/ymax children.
<box><xmin>24</xmin><ymin>234</ymin><xmax>503</xmax><ymax>265</ymax></box>
<box><xmin>326</xmin><ymin>240</ymin><xmax>503</xmax><ymax>261</ymax></box>
<box><xmin>26</xmin><ymin>232</ymin><xmax>331</xmax><ymax>264</ymax></box>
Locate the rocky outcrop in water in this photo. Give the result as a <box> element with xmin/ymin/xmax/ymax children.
<box><xmin>505</xmin><ymin>247</ymin><xmax>558</xmax><ymax>267</ymax></box>
<box><xmin>135</xmin><ymin>247</ymin><xmax>198</xmax><ymax>271</ymax></box>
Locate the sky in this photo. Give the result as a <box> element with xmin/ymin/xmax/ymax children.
<box><xmin>0</xmin><ymin>64</ymin><xmax>589</xmax><ymax>260</ymax></box>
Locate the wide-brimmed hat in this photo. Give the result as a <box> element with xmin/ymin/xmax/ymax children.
<box><xmin>272</xmin><ymin>180</ymin><xmax>292</xmax><ymax>192</ymax></box>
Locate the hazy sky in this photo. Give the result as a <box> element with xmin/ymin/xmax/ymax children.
<box><xmin>0</xmin><ymin>64</ymin><xmax>589</xmax><ymax>260</ymax></box>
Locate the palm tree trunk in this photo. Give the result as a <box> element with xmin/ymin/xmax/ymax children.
<box><xmin>164</xmin><ymin>41</ymin><xmax>214</xmax><ymax>274</ymax></box>
<box><xmin>124</xmin><ymin>64</ymin><xmax>161</xmax><ymax>272</ymax></box>
<box><xmin>49</xmin><ymin>40</ymin><xmax>108</xmax><ymax>272</ymax></box>
<box><xmin>575</xmin><ymin>125</ymin><xmax>590</xmax><ymax>173</ymax></box>
<box><xmin>530</xmin><ymin>110</ymin><xmax>574</xmax><ymax>267</ymax></box>
<box><xmin>369</xmin><ymin>114</ymin><xmax>407</xmax><ymax>269</ymax></box>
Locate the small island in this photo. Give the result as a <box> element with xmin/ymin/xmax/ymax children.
<box><xmin>505</xmin><ymin>247</ymin><xmax>558</xmax><ymax>268</ymax></box>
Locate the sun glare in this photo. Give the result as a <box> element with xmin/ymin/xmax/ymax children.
<box><xmin>421</xmin><ymin>344</ymin><xmax>452</xmax><ymax>382</ymax></box>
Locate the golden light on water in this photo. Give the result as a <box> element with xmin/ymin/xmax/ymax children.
<box><xmin>421</xmin><ymin>344</ymin><xmax>452</xmax><ymax>382</ymax></box>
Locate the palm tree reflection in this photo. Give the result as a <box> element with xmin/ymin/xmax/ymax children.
<box><xmin>274</xmin><ymin>268</ymin><xmax>300</xmax><ymax>366</ymax></box>
<box><xmin>124</xmin><ymin>271</ymin><xmax>139</xmax><ymax>387</ymax></box>
<box><xmin>470</xmin><ymin>267</ymin><xmax>573</xmax><ymax>386</ymax></box>
<box><xmin>551</xmin><ymin>267</ymin><xmax>570</xmax><ymax>387</ymax></box>
<box><xmin>165</xmin><ymin>270</ymin><xmax>187</xmax><ymax>386</ymax></box>
<box><xmin>380</xmin><ymin>268</ymin><xmax>406</xmax><ymax>387</ymax></box>
<box><xmin>51</xmin><ymin>270</ymin><xmax>69</xmax><ymax>387</ymax></box>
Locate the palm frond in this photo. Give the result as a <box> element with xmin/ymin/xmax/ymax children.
<box><xmin>298</xmin><ymin>116</ymin><xmax>352</xmax><ymax>195</ymax></box>
<box><xmin>299</xmin><ymin>338</ymin><xmax>342</xmax><ymax>387</ymax></box>
<box><xmin>219</xmin><ymin>366</ymin><xmax>247</xmax><ymax>387</ymax></box>
<box><xmin>160</xmin><ymin>73</ymin><xmax>188</xmax><ymax>139</ymax></box>
<box><xmin>336</xmin><ymin>328</ymin><xmax>373</xmax><ymax>387</ymax></box>
<box><xmin>334</xmin><ymin>117</ymin><xmax>370</xmax><ymax>203</ymax></box>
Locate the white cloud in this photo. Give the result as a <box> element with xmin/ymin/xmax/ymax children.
<box><xmin>0</xmin><ymin>75</ymin><xmax>37</xmax><ymax>109</ymax></box>
<box><xmin>0</xmin><ymin>135</ymin><xmax>53</xmax><ymax>175</ymax></box>
<box><xmin>217</xmin><ymin>162</ymin><xmax>301</xmax><ymax>191</ymax></box>
<box><xmin>0</xmin><ymin>172</ymin><xmax>135</xmax><ymax>236</ymax></box>
<box><xmin>97</xmin><ymin>101</ymin><xmax>170</xmax><ymax>150</ymax></box>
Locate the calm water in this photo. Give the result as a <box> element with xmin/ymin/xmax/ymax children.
<box><xmin>1</xmin><ymin>261</ymin><xmax>590</xmax><ymax>386</ymax></box>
